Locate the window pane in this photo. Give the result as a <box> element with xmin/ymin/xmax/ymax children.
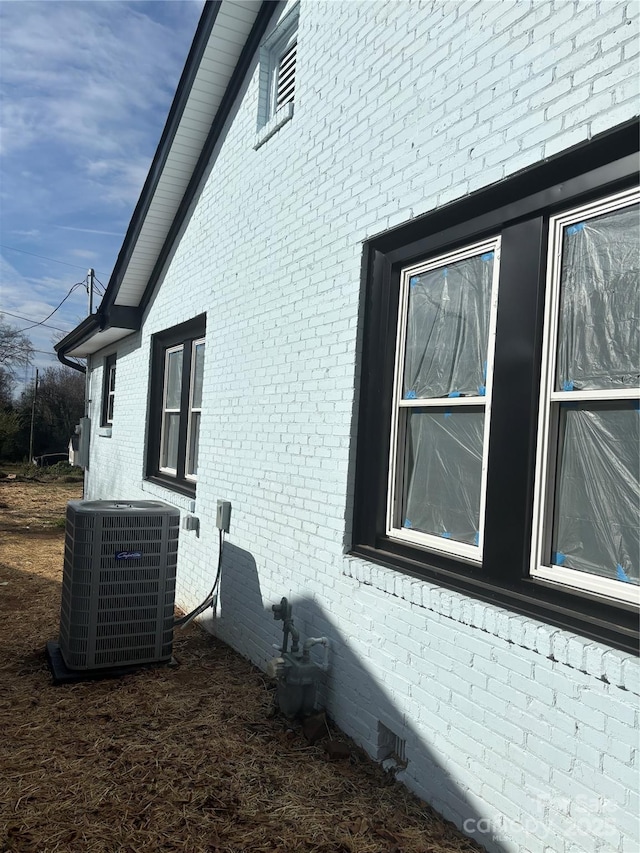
<box><xmin>165</xmin><ymin>348</ymin><xmax>183</xmax><ymax>409</ymax></box>
<box><xmin>192</xmin><ymin>342</ymin><xmax>204</xmax><ymax>408</ymax></box>
<box><xmin>161</xmin><ymin>413</ymin><xmax>180</xmax><ymax>471</ymax></box>
<box><xmin>108</xmin><ymin>365</ymin><xmax>116</xmax><ymax>393</ymax></box>
<box><xmin>403</xmin><ymin>251</ymin><xmax>494</xmax><ymax>399</ymax></box>
<box><xmin>556</xmin><ymin>203</ymin><xmax>639</xmax><ymax>391</ymax></box>
<box><xmin>106</xmin><ymin>395</ymin><xmax>114</xmax><ymax>423</ymax></box>
<box><xmin>187</xmin><ymin>411</ymin><xmax>201</xmax><ymax>477</ymax></box>
<box><xmin>401</xmin><ymin>407</ymin><xmax>484</xmax><ymax>545</ymax></box>
<box><xmin>551</xmin><ymin>402</ymin><xmax>639</xmax><ymax>585</ymax></box>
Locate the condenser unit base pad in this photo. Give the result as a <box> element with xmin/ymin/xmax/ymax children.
<box><xmin>45</xmin><ymin>641</ymin><xmax>177</xmax><ymax>685</ymax></box>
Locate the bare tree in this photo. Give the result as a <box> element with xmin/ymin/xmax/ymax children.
<box><xmin>0</xmin><ymin>318</ymin><xmax>34</xmax><ymax>377</ymax></box>
<box><xmin>18</xmin><ymin>366</ymin><xmax>85</xmax><ymax>457</ymax></box>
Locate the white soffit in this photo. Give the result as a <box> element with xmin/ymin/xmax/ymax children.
<box><xmin>114</xmin><ymin>0</ymin><xmax>262</xmax><ymax>309</ymax></box>
<box><xmin>67</xmin><ymin>326</ymin><xmax>135</xmax><ymax>357</ymax></box>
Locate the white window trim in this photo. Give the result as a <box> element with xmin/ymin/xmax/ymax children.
<box><xmin>185</xmin><ymin>338</ymin><xmax>204</xmax><ymax>482</ymax></box>
<box><xmin>159</xmin><ymin>344</ymin><xmax>183</xmax><ymax>476</ymax></box>
<box><xmin>255</xmin><ymin>3</ymin><xmax>299</xmax><ymax>146</ymax></box>
<box><xmin>386</xmin><ymin>237</ymin><xmax>502</xmax><ymax>563</ymax></box>
<box><xmin>531</xmin><ymin>187</ymin><xmax>640</xmax><ymax>606</ymax></box>
<box><xmin>105</xmin><ymin>362</ymin><xmax>116</xmax><ymax>425</ymax></box>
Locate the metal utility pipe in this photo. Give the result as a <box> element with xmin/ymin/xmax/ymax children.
<box><xmin>302</xmin><ymin>637</ymin><xmax>330</xmax><ymax>670</ymax></box>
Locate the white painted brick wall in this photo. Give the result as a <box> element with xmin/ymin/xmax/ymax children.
<box><xmin>85</xmin><ymin>2</ymin><xmax>639</xmax><ymax>851</ymax></box>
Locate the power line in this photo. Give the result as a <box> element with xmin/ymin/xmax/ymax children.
<box><xmin>0</xmin><ymin>309</ymin><xmax>70</xmax><ymax>334</ymax></box>
<box><xmin>0</xmin><ymin>243</ymin><xmax>109</xmax><ymax>277</ymax></box>
<box><xmin>16</xmin><ymin>281</ymin><xmax>86</xmax><ymax>333</ymax></box>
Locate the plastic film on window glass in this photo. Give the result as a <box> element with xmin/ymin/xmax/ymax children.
<box><xmin>165</xmin><ymin>348</ymin><xmax>183</xmax><ymax>408</ymax></box>
<box><xmin>401</xmin><ymin>407</ymin><xmax>484</xmax><ymax>545</ymax></box>
<box><xmin>403</xmin><ymin>251</ymin><xmax>494</xmax><ymax>399</ymax></box>
<box><xmin>162</xmin><ymin>414</ymin><xmax>180</xmax><ymax>471</ymax></box>
<box><xmin>192</xmin><ymin>342</ymin><xmax>204</xmax><ymax>409</ymax></box>
<box><xmin>556</xmin><ymin>203</ymin><xmax>640</xmax><ymax>391</ymax></box>
<box><xmin>187</xmin><ymin>413</ymin><xmax>200</xmax><ymax>476</ymax></box>
<box><xmin>551</xmin><ymin>402</ymin><xmax>640</xmax><ymax>585</ymax></box>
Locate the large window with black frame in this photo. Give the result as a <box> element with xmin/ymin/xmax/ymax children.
<box><xmin>352</xmin><ymin>121</ymin><xmax>639</xmax><ymax>652</ymax></box>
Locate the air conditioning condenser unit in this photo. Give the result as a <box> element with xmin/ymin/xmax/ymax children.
<box><xmin>58</xmin><ymin>500</ymin><xmax>180</xmax><ymax>670</ymax></box>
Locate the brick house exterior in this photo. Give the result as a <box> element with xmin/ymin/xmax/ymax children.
<box><xmin>57</xmin><ymin>3</ymin><xmax>639</xmax><ymax>851</ymax></box>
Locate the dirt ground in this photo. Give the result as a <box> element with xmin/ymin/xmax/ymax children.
<box><xmin>0</xmin><ymin>478</ymin><xmax>482</xmax><ymax>853</ymax></box>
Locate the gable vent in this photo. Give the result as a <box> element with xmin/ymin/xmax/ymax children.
<box><xmin>275</xmin><ymin>41</ymin><xmax>296</xmax><ymax>110</ymax></box>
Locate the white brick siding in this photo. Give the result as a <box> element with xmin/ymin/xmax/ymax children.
<box><xmin>86</xmin><ymin>2</ymin><xmax>639</xmax><ymax>851</ymax></box>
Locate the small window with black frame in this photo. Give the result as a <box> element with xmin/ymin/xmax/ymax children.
<box><xmin>146</xmin><ymin>315</ymin><xmax>205</xmax><ymax>495</ymax></box>
<box><xmin>101</xmin><ymin>353</ymin><xmax>116</xmax><ymax>427</ymax></box>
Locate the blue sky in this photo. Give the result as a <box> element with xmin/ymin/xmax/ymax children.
<box><xmin>0</xmin><ymin>0</ymin><xmax>204</xmax><ymax>387</ymax></box>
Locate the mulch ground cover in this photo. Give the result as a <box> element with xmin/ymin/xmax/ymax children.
<box><xmin>0</xmin><ymin>477</ymin><xmax>482</xmax><ymax>853</ymax></box>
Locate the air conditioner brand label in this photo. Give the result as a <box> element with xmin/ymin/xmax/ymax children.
<box><xmin>115</xmin><ymin>551</ymin><xmax>143</xmax><ymax>560</ymax></box>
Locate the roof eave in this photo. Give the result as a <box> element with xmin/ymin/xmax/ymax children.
<box><xmin>100</xmin><ymin>0</ymin><xmax>223</xmax><ymax>318</ymax></box>
<box><xmin>55</xmin><ymin>306</ymin><xmax>141</xmax><ymax>361</ymax></box>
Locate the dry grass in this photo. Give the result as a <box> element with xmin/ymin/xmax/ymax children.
<box><xmin>0</xmin><ymin>479</ymin><xmax>482</xmax><ymax>853</ymax></box>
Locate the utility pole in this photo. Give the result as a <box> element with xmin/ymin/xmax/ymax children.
<box><xmin>88</xmin><ymin>268</ymin><xmax>95</xmax><ymax>315</ymax></box>
<box><xmin>85</xmin><ymin>270</ymin><xmax>94</xmax><ymax>421</ymax></box>
<box><xmin>28</xmin><ymin>368</ymin><xmax>39</xmax><ymax>464</ymax></box>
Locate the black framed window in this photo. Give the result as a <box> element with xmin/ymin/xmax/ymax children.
<box><xmin>146</xmin><ymin>315</ymin><xmax>205</xmax><ymax>496</ymax></box>
<box><xmin>352</xmin><ymin>121</ymin><xmax>639</xmax><ymax>653</ymax></box>
<box><xmin>101</xmin><ymin>353</ymin><xmax>116</xmax><ymax>426</ymax></box>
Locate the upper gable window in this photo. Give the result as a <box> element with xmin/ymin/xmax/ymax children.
<box><xmin>255</xmin><ymin>3</ymin><xmax>299</xmax><ymax>149</ymax></box>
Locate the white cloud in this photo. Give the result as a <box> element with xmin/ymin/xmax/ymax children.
<box><xmin>0</xmin><ymin>0</ymin><xmax>204</xmax><ymax>375</ymax></box>
<box><xmin>55</xmin><ymin>225</ymin><xmax>124</xmax><ymax>237</ymax></box>
<box><xmin>1</xmin><ymin>1</ymin><xmax>203</xmax><ymax>202</ymax></box>
<box><xmin>11</xmin><ymin>229</ymin><xmax>41</xmax><ymax>238</ymax></box>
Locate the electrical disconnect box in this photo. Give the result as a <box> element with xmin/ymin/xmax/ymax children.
<box><xmin>216</xmin><ymin>500</ymin><xmax>231</xmax><ymax>532</ymax></box>
<box><xmin>69</xmin><ymin>417</ymin><xmax>91</xmax><ymax>468</ymax></box>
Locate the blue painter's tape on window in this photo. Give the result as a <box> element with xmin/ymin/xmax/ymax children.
<box><xmin>403</xmin><ymin>518</ymin><xmax>412</xmax><ymax>528</ymax></box>
<box><xmin>405</xmin><ymin>390</ymin><xmax>417</xmax><ymax>399</ymax></box>
<box><xmin>633</xmin><ymin>401</ymin><xmax>640</xmax><ymax>412</ymax></box>
<box><xmin>566</xmin><ymin>223</ymin><xmax>585</xmax><ymax>235</ymax></box>
<box><xmin>444</xmin><ymin>408</ymin><xmax>452</xmax><ymax>419</ymax></box>
<box><xmin>410</xmin><ymin>276</ymin><xmax>419</xmax><ymax>288</ymax></box>
<box><xmin>552</xmin><ymin>551</ymin><xmax>566</xmax><ymax>566</ymax></box>
<box><xmin>441</xmin><ymin>531</ymin><xmax>452</xmax><ymax>539</ymax></box>
<box><xmin>474</xmin><ymin>531</ymin><xmax>479</xmax><ymax>546</ymax></box>
<box><xmin>483</xmin><ymin>360</ymin><xmax>487</xmax><ymax>381</ymax></box>
<box><xmin>481</xmin><ymin>252</ymin><xmax>494</xmax><ymax>261</ymax></box>
<box><xmin>443</xmin><ymin>267</ymin><xmax>448</xmax><ymax>278</ymax></box>
<box><xmin>562</xmin><ymin>380</ymin><xmax>574</xmax><ymax>391</ymax></box>
<box><xmin>448</xmin><ymin>391</ymin><xmax>461</xmax><ymax>398</ymax></box>
<box><xmin>616</xmin><ymin>564</ymin><xmax>632</xmax><ymax>583</ymax></box>
<box><xmin>478</xmin><ymin>384</ymin><xmax>486</xmax><ymax>396</ymax></box>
